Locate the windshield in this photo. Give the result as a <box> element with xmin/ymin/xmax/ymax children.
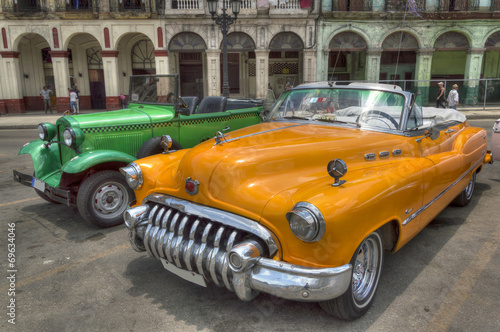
<box><xmin>129</xmin><ymin>75</ymin><xmax>177</xmax><ymax>104</ymax></box>
<box><xmin>265</xmin><ymin>87</ymin><xmax>406</xmax><ymax>130</ymax></box>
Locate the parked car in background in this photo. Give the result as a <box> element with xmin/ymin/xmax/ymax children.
<box><xmin>121</xmin><ymin>81</ymin><xmax>492</xmax><ymax>320</ymax></box>
<box><xmin>13</xmin><ymin>74</ymin><xmax>273</xmax><ymax>227</ymax></box>
<box><xmin>492</xmin><ymin>118</ymin><xmax>500</xmax><ymax>161</ymax></box>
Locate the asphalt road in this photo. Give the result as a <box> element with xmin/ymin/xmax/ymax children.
<box><xmin>1</xmin><ymin>122</ymin><xmax>499</xmax><ymax>332</ymax></box>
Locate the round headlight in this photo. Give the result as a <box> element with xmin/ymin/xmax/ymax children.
<box><xmin>63</xmin><ymin>128</ymin><xmax>75</xmax><ymax>146</ymax></box>
<box><xmin>120</xmin><ymin>163</ymin><xmax>143</xmax><ymax>190</ymax></box>
<box><xmin>286</xmin><ymin>202</ymin><xmax>325</xmax><ymax>242</ymax></box>
<box><xmin>37</xmin><ymin>123</ymin><xmax>57</xmax><ymax>141</ymax></box>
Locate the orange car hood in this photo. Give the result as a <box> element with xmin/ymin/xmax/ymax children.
<box><xmin>157</xmin><ymin>122</ymin><xmax>405</xmax><ymax>219</ymax></box>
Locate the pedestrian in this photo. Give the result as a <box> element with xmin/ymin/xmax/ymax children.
<box><xmin>69</xmin><ymin>88</ymin><xmax>78</xmax><ymax>114</ymax></box>
<box><xmin>285</xmin><ymin>82</ymin><xmax>292</xmax><ymax>91</ymax></box>
<box><xmin>448</xmin><ymin>84</ymin><xmax>459</xmax><ymax>110</ymax></box>
<box><xmin>40</xmin><ymin>85</ymin><xmax>53</xmax><ymax>114</ymax></box>
<box><xmin>436</xmin><ymin>82</ymin><xmax>446</xmax><ymax>108</ymax></box>
<box><xmin>119</xmin><ymin>93</ymin><xmax>127</xmax><ymax>109</ymax></box>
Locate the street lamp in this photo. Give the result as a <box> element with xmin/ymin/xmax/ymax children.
<box><xmin>207</xmin><ymin>0</ymin><xmax>241</xmax><ymax>98</ymax></box>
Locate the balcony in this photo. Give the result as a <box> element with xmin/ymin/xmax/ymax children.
<box><xmin>269</xmin><ymin>0</ymin><xmax>315</xmax><ymax>17</ymax></box>
<box><xmin>333</xmin><ymin>0</ymin><xmax>372</xmax><ymax>11</ymax></box>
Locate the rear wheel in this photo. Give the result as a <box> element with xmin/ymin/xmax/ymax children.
<box><xmin>451</xmin><ymin>171</ymin><xmax>476</xmax><ymax>207</ymax></box>
<box><xmin>320</xmin><ymin>230</ymin><xmax>384</xmax><ymax>320</ymax></box>
<box><xmin>77</xmin><ymin>170</ymin><xmax>134</xmax><ymax>228</ymax></box>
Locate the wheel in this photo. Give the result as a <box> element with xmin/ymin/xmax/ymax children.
<box><xmin>77</xmin><ymin>170</ymin><xmax>135</xmax><ymax>228</ymax></box>
<box><xmin>320</xmin><ymin>230</ymin><xmax>384</xmax><ymax>320</ymax></box>
<box><xmin>358</xmin><ymin>110</ymin><xmax>399</xmax><ymax>129</ymax></box>
<box><xmin>33</xmin><ymin>172</ymin><xmax>61</xmax><ymax>204</ymax></box>
<box><xmin>451</xmin><ymin>171</ymin><xmax>476</xmax><ymax>207</ymax></box>
<box><xmin>136</xmin><ymin>137</ymin><xmax>183</xmax><ymax>159</ymax></box>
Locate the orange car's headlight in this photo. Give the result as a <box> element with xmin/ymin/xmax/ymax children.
<box><xmin>286</xmin><ymin>202</ymin><xmax>325</xmax><ymax>242</ymax></box>
<box><xmin>120</xmin><ymin>163</ymin><xmax>143</xmax><ymax>190</ymax></box>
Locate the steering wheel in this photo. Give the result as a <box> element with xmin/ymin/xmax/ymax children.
<box><xmin>357</xmin><ymin>110</ymin><xmax>399</xmax><ymax>129</ymax></box>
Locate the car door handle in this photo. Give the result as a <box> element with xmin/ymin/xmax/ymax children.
<box><xmin>445</xmin><ymin>129</ymin><xmax>455</xmax><ymax>134</ymax></box>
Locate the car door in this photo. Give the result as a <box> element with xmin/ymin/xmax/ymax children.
<box><xmin>178</xmin><ymin>111</ymin><xmax>230</xmax><ymax>148</ymax></box>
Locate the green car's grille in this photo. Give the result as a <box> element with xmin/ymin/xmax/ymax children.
<box><xmin>90</xmin><ymin>133</ymin><xmax>144</xmax><ymax>156</ymax></box>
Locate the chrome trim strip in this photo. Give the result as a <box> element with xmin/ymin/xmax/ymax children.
<box><xmin>222</xmin><ymin>124</ymin><xmax>306</xmax><ymax>144</ymax></box>
<box><xmin>222</xmin><ymin>230</ymin><xmax>238</xmax><ymax>291</ymax></box>
<box><xmin>184</xmin><ymin>219</ymin><xmax>200</xmax><ymax>271</ymax></box>
<box><xmin>392</xmin><ymin>149</ymin><xmax>402</xmax><ymax>156</ymax></box>
<box><xmin>365</xmin><ymin>153</ymin><xmax>376</xmax><ymax>161</ymax></box>
<box><xmin>144</xmin><ymin>194</ymin><xmax>278</xmax><ymax>256</ymax></box>
<box><xmin>174</xmin><ymin>216</ymin><xmax>189</xmax><ymax>267</ymax></box>
<box><xmin>196</xmin><ymin>223</ymin><xmax>212</xmax><ymax>278</ymax></box>
<box><xmin>379</xmin><ymin>151</ymin><xmax>390</xmax><ymax>158</ymax></box>
<box><xmin>209</xmin><ymin>227</ymin><xmax>225</xmax><ymax>287</ymax></box>
<box><xmin>403</xmin><ymin>157</ymin><xmax>484</xmax><ymax>226</ymax></box>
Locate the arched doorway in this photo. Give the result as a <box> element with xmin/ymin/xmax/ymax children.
<box><xmin>381</xmin><ymin>32</ymin><xmax>418</xmax><ymax>88</ymax></box>
<box><xmin>482</xmin><ymin>31</ymin><xmax>500</xmax><ymax>103</ymax></box>
<box><xmin>221</xmin><ymin>32</ymin><xmax>255</xmax><ymax>97</ymax></box>
<box><xmin>431</xmin><ymin>31</ymin><xmax>469</xmax><ymax>83</ymax></box>
<box><xmin>269</xmin><ymin>32</ymin><xmax>304</xmax><ymax>95</ymax></box>
<box><xmin>328</xmin><ymin>31</ymin><xmax>367</xmax><ymax>83</ymax></box>
<box><xmin>169</xmin><ymin>32</ymin><xmax>207</xmax><ymax>99</ymax></box>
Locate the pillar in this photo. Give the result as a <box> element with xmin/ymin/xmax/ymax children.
<box><xmin>464</xmin><ymin>48</ymin><xmax>485</xmax><ymax>105</ymax></box>
<box><xmin>365</xmin><ymin>49</ymin><xmax>382</xmax><ymax>83</ymax></box>
<box><xmin>322</xmin><ymin>49</ymin><xmax>330</xmax><ymax>82</ymax></box>
<box><xmin>255</xmin><ymin>50</ymin><xmax>269</xmax><ymax>99</ymax></box>
<box><xmin>49</xmin><ymin>51</ymin><xmax>71</xmax><ymax>113</ymax></box>
<box><xmin>206</xmin><ymin>49</ymin><xmax>221</xmax><ymax>97</ymax></box>
<box><xmin>154</xmin><ymin>50</ymin><xmax>169</xmax><ymax>75</ymax></box>
<box><xmin>101</xmin><ymin>51</ymin><xmax>120</xmax><ymax>111</ymax></box>
<box><xmin>0</xmin><ymin>52</ymin><xmax>24</xmax><ymax>114</ymax></box>
<box><xmin>415</xmin><ymin>48</ymin><xmax>434</xmax><ymax>106</ymax></box>
<box><xmin>303</xmin><ymin>49</ymin><xmax>317</xmax><ymax>84</ymax></box>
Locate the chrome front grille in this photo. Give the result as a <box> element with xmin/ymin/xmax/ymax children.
<box><xmin>142</xmin><ymin>200</ymin><xmax>270</xmax><ymax>291</ymax></box>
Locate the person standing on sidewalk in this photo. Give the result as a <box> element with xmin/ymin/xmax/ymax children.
<box><xmin>436</xmin><ymin>82</ymin><xmax>446</xmax><ymax>108</ymax></box>
<box><xmin>447</xmin><ymin>84</ymin><xmax>459</xmax><ymax>110</ymax></box>
<box><xmin>40</xmin><ymin>86</ymin><xmax>53</xmax><ymax>114</ymax></box>
<box><xmin>69</xmin><ymin>88</ymin><xmax>79</xmax><ymax>114</ymax></box>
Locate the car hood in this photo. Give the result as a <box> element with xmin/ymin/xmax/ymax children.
<box><xmin>56</xmin><ymin>106</ymin><xmax>174</xmax><ymax>129</ymax></box>
<box><xmin>156</xmin><ymin>121</ymin><xmax>408</xmax><ymax>220</ymax></box>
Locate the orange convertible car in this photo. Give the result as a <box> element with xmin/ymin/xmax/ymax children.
<box><xmin>120</xmin><ymin>82</ymin><xmax>493</xmax><ymax>320</ymax></box>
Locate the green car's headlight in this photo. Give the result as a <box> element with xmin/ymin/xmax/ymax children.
<box><xmin>120</xmin><ymin>163</ymin><xmax>143</xmax><ymax>190</ymax></box>
<box><xmin>63</xmin><ymin>128</ymin><xmax>84</xmax><ymax>147</ymax></box>
<box><xmin>286</xmin><ymin>202</ymin><xmax>325</xmax><ymax>242</ymax></box>
<box><xmin>37</xmin><ymin>123</ymin><xmax>57</xmax><ymax>141</ymax></box>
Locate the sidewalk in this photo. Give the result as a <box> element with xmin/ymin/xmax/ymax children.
<box><xmin>0</xmin><ymin>107</ymin><xmax>499</xmax><ymax>130</ymax></box>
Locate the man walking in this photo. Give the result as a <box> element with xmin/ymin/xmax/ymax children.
<box><xmin>69</xmin><ymin>88</ymin><xmax>78</xmax><ymax>114</ymax></box>
<box><xmin>447</xmin><ymin>84</ymin><xmax>459</xmax><ymax>110</ymax></box>
<box><xmin>40</xmin><ymin>86</ymin><xmax>53</xmax><ymax>114</ymax></box>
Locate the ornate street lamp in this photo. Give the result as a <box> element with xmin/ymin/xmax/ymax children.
<box><xmin>207</xmin><ymin>0</ymin><xmax>241</xmax><ymax>97</ymax></box>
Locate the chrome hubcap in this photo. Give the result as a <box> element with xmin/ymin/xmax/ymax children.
<box><xmin>465</xmin><ymin>172</ymin><xmax>476</xmax><ymax>200</ymax></box>
<box><xmin>93</xmin><ymin>182</ymin><xmax>128</xmax><ymax>218</ymax></box>
<box><xmin>352</xmin><ymin>236</ymin><xmax>380</xmax><ymax>302</ymax></box>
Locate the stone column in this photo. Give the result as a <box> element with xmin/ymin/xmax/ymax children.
<box><xmin>303</xmin><ymin>49</ymin><xmax>317</xmax><ymax>84</ymax></box>
<box><xmin>100</xmin><ymin>51</ymin><xmax>120</xmax><ymax>111</ymax></box>
<box><xmin>205</xmin><ymin>49</ymin><xmax>221</xmax><ymax>97</ymax></box>
<box><xmin>464</xmin><ymin>48</ymin><xmax>485</xmax><ymax>105</ymax></box>
<box><xmin>49</xmin><ymin>51</ymin><xmax>71</xmax><ymax>113</ymax></box>
<box><xmin>0</xmin><ymin>52</ymin><xmax>24</xmax><ymax>114</ymax></box>
<box><xmin>365</xmin><ymin>49</ymin><xmax>382</xmax><ymax>83</ymax></box>
<box><xmin>415</xmin><ymin>48</ymin><xmax>434</xmax><ymax>106</ymax></box>
<box><xmin>154</xmin><ymin>50</ymin><xmax>169</xmax><ymax>75</ymax></box>
<box><xmin>254</xmin><ymin>50</ymin><xmax>269</xmax><ymax>99</ymax></box>
<box><xmin>322</xmin><ymin>49</ymin><xmax>330</xmax><ymax>82</ymax></box>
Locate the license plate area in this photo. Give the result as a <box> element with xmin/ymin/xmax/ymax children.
<box><xmin>160</xmin><ymin>259</ymin><xmax>207</xmax><ymax>287</ymax></box>
<box><xmin>32</xmin><ymin>178</ymin><xmax>45</xmax><ymax>192</ymax></box>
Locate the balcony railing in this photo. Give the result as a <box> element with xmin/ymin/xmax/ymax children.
<box><xmin>63</xmin><ymin>0</ymin><xmax>93</xmax><ymax>11</ymax></box>
<box><xmin>16</xmin><ymin>0</ymin><xmax>41</xmax><ymax>11</ymax></box>
<box><xmin>334</xmin><ymin>0</ymin><xmax>372</xmax><ymax>11</ymax></box>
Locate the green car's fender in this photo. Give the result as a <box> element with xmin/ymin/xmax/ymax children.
<box><xmin>19</xmin><ymin>139</ymin><xmax>62</xmax><ymax>179</ymax></box>
<box><xmin>61</xmin><ymin>150</ymin><xmax>137</xmax><ymax>174</ymax></box>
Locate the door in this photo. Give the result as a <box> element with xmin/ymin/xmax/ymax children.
<box><xmin>88</xmin><ymin>69</ymin><xmax>106</xmax><ymax>109</ymax></box>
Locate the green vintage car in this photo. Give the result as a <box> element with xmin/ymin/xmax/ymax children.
<box><xmin>13</xmin><ymin>75</ymin><xmax>270</xmax><ymax>227</ymax></box>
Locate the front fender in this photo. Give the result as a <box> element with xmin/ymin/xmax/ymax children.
<box><xmin>61</xmin><ymin>150</ymin><xmax>137</xmax><ymax>174</ymax></box>
<box><xmin>18</xmin><ymin>139</ymin><xmax>62</xmax><ymax>179</ymax></box>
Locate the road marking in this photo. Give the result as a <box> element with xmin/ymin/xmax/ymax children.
<box><xmin>1</xmin><ymin>243</ymin><xmax>130</xmax><ymax>292</ymax></box>
<box><xmin>426</xmin><ymin>225</ymin><xmax>500</xmax><ymax>331</ymax></box>
<box><xmin>0</xmin><ymin>197</ymin><xmax>40</xmax><ymax>207</ymax></box>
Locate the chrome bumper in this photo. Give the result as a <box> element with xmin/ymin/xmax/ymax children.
<box><xmin>13</xmin><ymin>170</ymin><xmax>73</xmax><ymax>205</ymax></box>
<box><xmin>125</xmin><ymin>199</ymin><xmax>352</xmax><ymax>303</ymax></box>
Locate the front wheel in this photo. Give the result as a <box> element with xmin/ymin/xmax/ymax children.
<box><xmin>320</xmin><ymin>230</ymin><xmax>384</xmax><ymax>320</ymax></box>
<box><xmin>451</xmin><ymin>171</ymin><xmax>476</xmax><ymax>207</ymax></box>
<box><xmin>77</xmin><ymin>170</ymin><xmax>135</xmax><ymax>228</ymax></box>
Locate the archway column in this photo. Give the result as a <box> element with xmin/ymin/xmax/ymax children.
<box><xmin>464</xmin><ymin>48</ymin><xmax>485</xmax><ymax>105</ymax></box>
<box><xmin>322</xmin><ymin>49</ymin><xmax>330</xmax><ymax>81</ymax></box>
<box><xmin>154</xmin><ymin>50</ymin><xmax>169</xmax><ymax>75</ymax></box>
<box><xmin>49</xmin><ymin>51</ymin><xmax>71</xmax><ymax>113</ymax></box>
<box><xmin>255</xmin><ymin>49</ymin><xmax>269</xmax><ymax>99</ymax></box>
<box><xmin>303</xmin><ymin>49</ymin><xmax>317</xmax><ymax>84</ymax></box>
<box><xmin>415</xmin><ymin>48</ymin><xmax>434</xmax><ymax>106</ymax></box>
<box><xmin>101</xmin><ymin>50</ymin><xmax>120</xmax><ymax>111</ymax></box>
<box><xmin>206</xmin><ymin>49</ymin><xmax>221</xmax><ymax>97</ymax></box>
<box><xmin>0</xmin><ymin>51</ymin><xmax>24</xmax><ymax>114</ymax></box>
<box><xmin>365</xmin><ymin>49</ymin><xmax>382</xmax><ymax>83</ymax></box>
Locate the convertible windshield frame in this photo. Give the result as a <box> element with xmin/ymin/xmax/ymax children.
<box><xmin>128</xmin><ymin>74</ymin><xmax>180</xmax><ymax>107</ymax></box>
<box><xmin>265</xmin><ymin>85</ymin><xmax>413</xmax><ymax>133</ymax></box>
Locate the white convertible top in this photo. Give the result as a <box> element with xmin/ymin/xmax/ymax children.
<box><xmin>422</xmin><ymin>107</ymin><xmax>467</xmax><ymax>125</ymax></box>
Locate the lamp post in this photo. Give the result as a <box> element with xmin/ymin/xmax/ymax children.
<box><xmin>207</xmin><ymin>0</ymin><xmax>241</xmax><ymax>98</ymax></box>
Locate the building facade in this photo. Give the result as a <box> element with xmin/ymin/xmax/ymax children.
<box><xmin>1</xmin><ymin>0</ymin><xmax>499</xmax><ymax>114</ymax></box>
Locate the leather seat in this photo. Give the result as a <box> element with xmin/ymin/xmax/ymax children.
<box><xmin>196</xmin><ymin>96</ymin><xmax>227</xmax><ymax>114</ymax></box>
